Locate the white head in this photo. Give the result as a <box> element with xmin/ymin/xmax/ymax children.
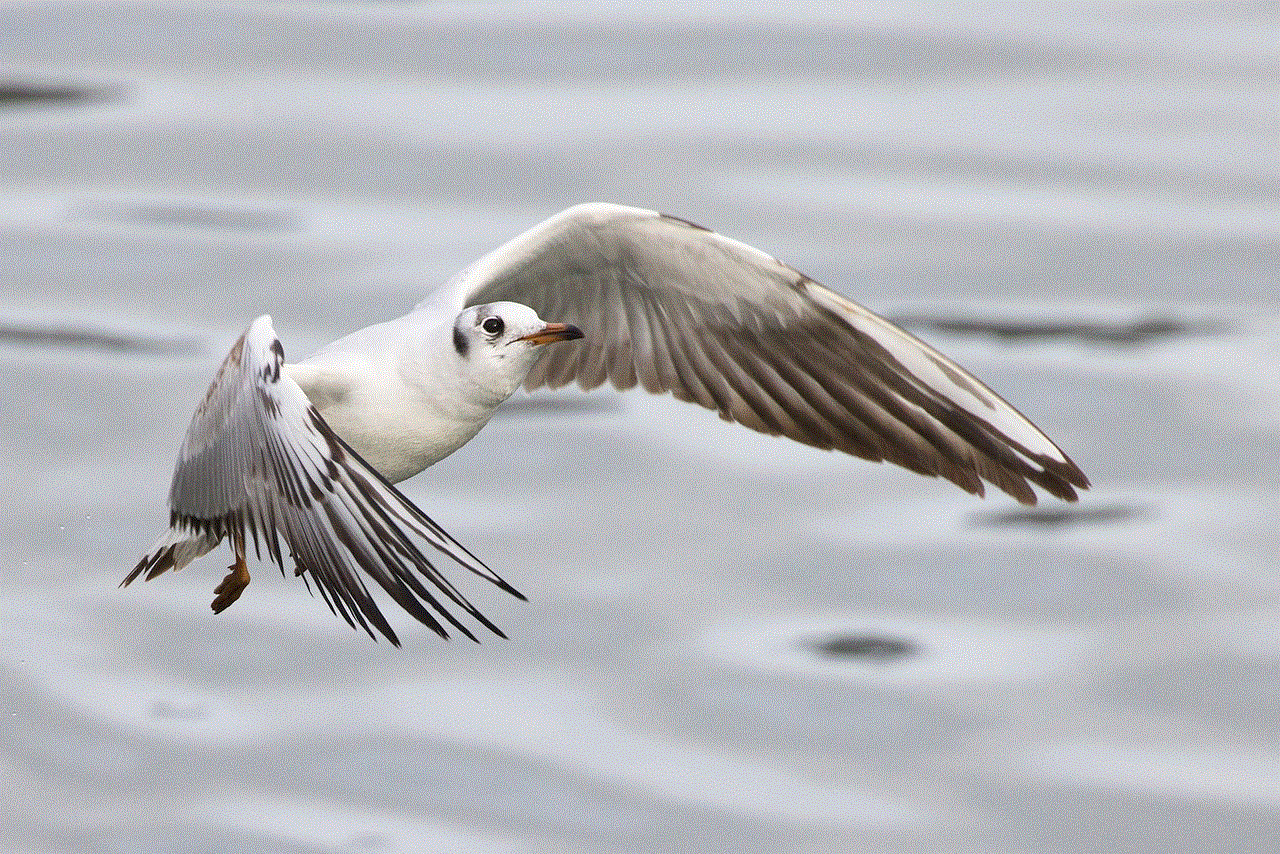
<box><xmin>449</xmin><ymin>301</ymin><xmax>583</xmax><ymax>404</ymax></box>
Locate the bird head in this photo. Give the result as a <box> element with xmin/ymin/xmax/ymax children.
<box><xmin>450</xmin><ymin>301</ymin><xmax>583</xmax><ymax>400</ymax></box>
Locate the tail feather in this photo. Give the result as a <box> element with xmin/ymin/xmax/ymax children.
<box><xmin>122</xmin><ymin>529</ymin><xmax>222</xmax><ymax>588</ymax></box>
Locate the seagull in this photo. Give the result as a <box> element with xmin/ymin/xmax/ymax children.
<box><xmin>124</xmin><ymin>203</ymin><xmax>1089</xmax><ymax>645</ymax></box>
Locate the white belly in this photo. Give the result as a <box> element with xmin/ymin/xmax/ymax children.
<box><xmin>285</xmin><ymin>360</ymin><xmax>493</xmax><ymax>484</ymax></box>
<box><xmin>318</xmin><ymin>400</ymin><xmax>490</xmax><ymax>484</ymax></box>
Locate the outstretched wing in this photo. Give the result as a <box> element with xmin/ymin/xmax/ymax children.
<box><xmin>124</xmin><ymin>315</ymin><xmax>522</xmax><ymax>646</ymax></box>
<box><xmin>431</xmin><ymin>203</ymin><xmax>1088</xmax><ymax>505</ymax></box>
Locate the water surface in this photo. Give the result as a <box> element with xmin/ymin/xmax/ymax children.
<box><xmin>1</xmin><ymin>3</ymin><xmax>1277</xmax><ymax>852</ymax></box>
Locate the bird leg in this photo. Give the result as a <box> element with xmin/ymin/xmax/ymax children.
<box><xmin>211</xmin><ymin>552</ymin><xmax>250</xmax><ymax>614</ymax></box>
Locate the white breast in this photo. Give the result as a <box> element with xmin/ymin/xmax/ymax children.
<box><xmin>286</xmin><ymin>352</ymin><xmax>493</xmax><ymax>485</ymax></box>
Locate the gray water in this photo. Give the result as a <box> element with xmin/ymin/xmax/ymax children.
<box><xmin>2</xmin><ymin>3</ymin><xmax>1278</xmax><ymax>852</ymax></box>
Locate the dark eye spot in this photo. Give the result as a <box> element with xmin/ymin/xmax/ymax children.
<box><xmin>482</xmin><ymin>316</ymin><xmax>504</xmax><ymax>336</ymax></box>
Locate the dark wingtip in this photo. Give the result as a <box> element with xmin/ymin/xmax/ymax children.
<box><xmin>495</xmin><ymin>579</ymin><xmax>527</xmax><ymax>602</ymax></box>
<box><xmin>120</xmin><ymin>557</ymin><xmax>149</xmax><ymax>588</ymax></box>
<box><xmin>121</xmin><ymin>548</ymin><xmax>171</xmax><ymax>588</ymax></box>
<box><xmin>119</xmin><ymin>568</ymin><xmax>140</xmax><ymax>589</ymax></box>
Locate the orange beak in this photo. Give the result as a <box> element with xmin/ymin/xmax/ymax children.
<box><xmin>517</xmin><ymin>322</ymin><xmax>584</xmax><ymax>346</ymax></box>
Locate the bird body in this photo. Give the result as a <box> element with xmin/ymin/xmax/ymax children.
<box><xmin>125</xmin><ymin>203</ymin><xmax>1089</xmax><ymax>645</ymax></box>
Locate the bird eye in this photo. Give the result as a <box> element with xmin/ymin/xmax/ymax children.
<box><xmin>482</xmin><ymin>316</ymin><xmax>504</xmax><ymax>336</ymax></box>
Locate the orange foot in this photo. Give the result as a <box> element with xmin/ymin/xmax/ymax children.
<box><xmin>211</xmin><ymin>555</ymin><xmax>250</xmax><ymax>614</ymax></box>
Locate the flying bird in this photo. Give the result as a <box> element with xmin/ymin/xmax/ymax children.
<box><xmin>124</xmin><ymin>203</ymin><xmax>1089</xmax><ymax>645</ymax></box>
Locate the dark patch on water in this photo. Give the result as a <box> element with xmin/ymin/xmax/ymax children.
<box><xmin>811</xmin><ymin>633</ymin><xmax>919</xmax><ymax>662</ymax></box>
<box><xmin>83</xmin><ymin>200</ymin><xmax>298</xmax><ymax>233</ymax></box>
<box><xmin>0</xmin><ymin>80</ymin><xmax>114</xmax><ymax>107</ymax></box>
<box><xmin>975</xmin><ymin>503</ymin><xmax>1143</xmax><ymax>529</ymax></box>
<box><xmin>891</xmin><ymin>314</ymin><xmax>1227</xmax><ymax>346</ymax></box>
<box><xmin>0</xmin><ymin>322</ymin><xmax>199</xmax><ymax>356</ymax></box>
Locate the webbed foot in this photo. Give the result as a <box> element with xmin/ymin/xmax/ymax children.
<box><xmin>211</xmin><ymin>555</ymin><xmax>250</xmax><ymax>614</ymax></box>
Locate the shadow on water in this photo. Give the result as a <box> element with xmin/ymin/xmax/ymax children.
<box><xmin>80</xmin><ymin>201</ymin><xmax>300</xmax><ymax>233</ymax></box>
<box><xmin>892</xmin><ymin>314</ymin><xmax>1229</xmax><ymax>347</ymax></box>
<box><xmin>0</xmin><ymin>322</ymin><xmax>200</xmax><ymax>356</ymax></box>
<box><xmin>974</xmin><ymin>504</ymin><xmax>1145</xmax><ymax>529</ymax></box>
<box><xmin>0</xmin><ymin>79</ymin><xmax>116</xmax><ymax>108</ymax></box>
<box><xmin>810</xmin><ymin>633</ymin><xmax>920</xmax><ymax>663</ymax></box>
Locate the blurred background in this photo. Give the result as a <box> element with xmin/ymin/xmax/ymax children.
<box><xmin>1</xmin><ymin>2</ymin><xmax>1276</xmax><ymax>852</ymax></box>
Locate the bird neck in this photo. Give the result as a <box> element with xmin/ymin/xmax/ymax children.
<box><xmin>412</xmin><ymin>322</ymin><xmax>528</xmax><ymax>418</ymax></box>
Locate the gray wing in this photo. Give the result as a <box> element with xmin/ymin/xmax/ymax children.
<box><xmin>434</xmin><ymin>203</ymin><xmax>1088</xmax><ymax>505</ymax></box>
<box><xmin>123</xmin><ymin>315</ymin><xmax>521</xmax><ymax>645</ymax></box>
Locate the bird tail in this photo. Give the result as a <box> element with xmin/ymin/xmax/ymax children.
<box><xmin>121</xmin><ymin>527</ymin><xmax>222</xmax><ymax>588</ymax></box>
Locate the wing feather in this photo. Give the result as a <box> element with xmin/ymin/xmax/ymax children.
<box><xmin>124</xmin><ymin>316</ymin><xmax>521</xmax><ymax>645</ymax></box>
<box><xmin>443</xmin><ymin>203</ymin><xmax>1088</xmax><ymax>505</ymax></box>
